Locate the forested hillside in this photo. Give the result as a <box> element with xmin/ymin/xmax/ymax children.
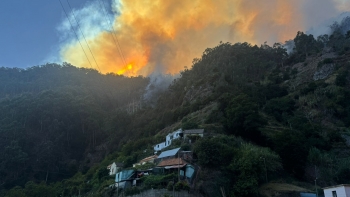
<box><xmin>0</xmin><ymin>64</ymin><xmax>149</xmax><ymax>187</ymax></box>
<box><xmin>2</xmin><ymin>17</ymin><xmax>350</xmax><ymax>197</ymax></box>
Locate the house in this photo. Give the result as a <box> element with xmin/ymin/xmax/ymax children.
<box><xmin>107</xmin><ymin>162</ymin><xmax>124</xmax><ymax>176</ymax></box>
<box><xmin>183</xmin><ymin>129</ymin><xmax>204</xmax><ymax>139</ymax></box>
<box><xmin>157</xmin><ymin>157</ymin><xmax>196</xmax><ymax>182</ymax></box>
<box><xmin>165</xmin><ymin>129</ymin><xmax>183</xmax><ymax>147</ymax></box>
<box><xmin>132</xmin><ymin>155</ymin><xmax>158</xmax><ymax>167</ymax></box>
<box><xmin>153</xmin><ymin>129</ymin><xmax>183</xmax><ymax>153</ymax></box>
<box><xmin>323</xmin><ymin>184</ymin><xmax>350</xmax><ymax>197</ymax></box>
<box><xmin>158</xmin><ymin>157</ymin><xmax>187</xmax><ymax>178</ymax></box>
<box><xmin>154</xmin><ymin>141</ymin><xmax>167</xmax><ymax>153</ymax></box>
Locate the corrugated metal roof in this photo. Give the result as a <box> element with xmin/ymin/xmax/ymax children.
<box><xmin>158</xmin><ymin>148</ymin><xmax>180</xmax><ymax>159</ymax></box>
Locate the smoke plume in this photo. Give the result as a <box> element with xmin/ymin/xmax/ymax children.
<box><xmin>57</xmin><ymin>0</ymin><xmax>350</xmax><ymax>76</ymax></box>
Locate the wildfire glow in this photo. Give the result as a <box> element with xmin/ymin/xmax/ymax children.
<box><xmin>59</xmin><ymin>0</ymin><xmax>345</xmax><ymax>76</ymax></box>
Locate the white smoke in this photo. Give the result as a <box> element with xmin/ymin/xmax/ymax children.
<box><xmin>306</xmin><ymin>12</ymin><xmax>350</xmax><ymax>37</ymax></box>
<box><xmin>43</xmin><ymin>1</ymin><xmax>118</xmax><ymax>65</ymax></box>
<box><xmin>284</xmin><ymin>40</ymin><xmax>295</xmax><ymax>54</ymax></box>
<box><xmin>143</xmin><ymin>73</ymin><xmax>179</xmax><ymax>102</ymax></box>
<box><xmin>57</xmin><ymin>1</ymin><xmax>113</xmax><ymax>42</ymax></box>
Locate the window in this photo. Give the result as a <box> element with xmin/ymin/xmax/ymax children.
<box><xmin>332</xmin><ymin>191</ymin><xmax>337</xmax><ymax>197</ymax></box>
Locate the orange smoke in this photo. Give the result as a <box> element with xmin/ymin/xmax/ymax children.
<box><xmin>60</xmin><ymin>0</ymin><xmax>330</xmax><ymax>76</ymax></box>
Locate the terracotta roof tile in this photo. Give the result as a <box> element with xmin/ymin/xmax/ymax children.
<box><xmin>157</xmin><ymin>158</ymin><xmax>187</xmax><ymax>167</ymax></box>
<box><xmin>139</xmin><ymin>155</ymin><xmax>158</xmax><ymax>163</ymax></box>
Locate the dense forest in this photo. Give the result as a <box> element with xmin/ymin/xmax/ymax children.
<box><xmin>1</xmin><ymin>17</ymin><xmax>350</xmax><ymax>197</ymax></box>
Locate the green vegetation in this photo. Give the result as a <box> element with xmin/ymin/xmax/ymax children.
<box><xmin>1</xmin><ymin>20</ymin><xmax>350</xmax><ymax>196</ymax></box>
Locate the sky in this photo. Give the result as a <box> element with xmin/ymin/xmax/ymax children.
<box><xmin>0</xmin><ymin>0</ymin><xmax>350</xmax><ymax>76</ymax></box>
<box><xmin>0</xmin><ymin>0</ymin><xmax>93</xmax><ymax>68</ymax></box>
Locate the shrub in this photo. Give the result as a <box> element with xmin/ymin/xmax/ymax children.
<box><xmin>167</xmin><ymin>181</ymin><xmax>174</xmax><ymax>191</ymax></box>
<box><xmin>142</xmin><ymin>174</ymin><xmax>176</xmax><ymax>189</ymax></box>
<box><xmin>323</xmin><ymin>58</ymin><xmax>334</xmax><ymax>64</ymax></box>
<box><xmin>125</xmin><ymin>187</ymin><xmax>141</xmax><ymax>196</ymax></box>
<box><xmin>174</xmin><ymin>181</ymin><xmax>190</xmax><ymax>191</ymax></box>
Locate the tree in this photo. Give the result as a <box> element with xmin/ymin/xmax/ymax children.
<box><xmin>225</xmin><ymin>94</ymin><xmax>266</xmax><ymax>144</ymax></box>
<box><xmin>193</xmin><ymin>136</ymin><xmax>239</xmax><ymax>168</ymax></box>
<box><xmin>229</xmin><ymin>143</ymin><xmax>282</xmax><ymax>197</ymax></box>
<box><xmin>294</xmin><ymin>31</ymin><xmax>318</xmax><ymax>57</ymax></box>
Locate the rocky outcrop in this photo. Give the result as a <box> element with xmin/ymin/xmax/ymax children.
<box><xmin>313</xmin><ymin>64</ymin><xmax>334</xmax><ymax>80</ymax></box>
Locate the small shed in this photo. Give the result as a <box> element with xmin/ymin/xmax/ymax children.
<box><xmin>323</xmin><ymin>184</ymin><xmax>350</xmax><ymax>197</ymax></box>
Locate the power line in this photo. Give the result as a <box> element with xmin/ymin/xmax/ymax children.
<box><xmin>58</xmin><ymin>0</ymin><xmax>94</xmax><ymax>69</ymax></box>
<box><xmin>66</xmin><ymin>0</ymin><xmax>102</xmax><ymax>73</ymax></box>
<box><xmin>97</xmin><ymin>0</ymin><xmax>128</xmax><ymax>68</ymax></box>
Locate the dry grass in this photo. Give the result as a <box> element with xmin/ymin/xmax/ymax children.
<box><xmin>259</xmin><ymin>183</ymin><xmax>312</xmax><ymax>197</ymax></box>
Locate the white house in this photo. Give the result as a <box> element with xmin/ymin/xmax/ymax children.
<box><xmin>107</xmin><ymin>162</ymin><xmax>123</xmax><ymax>176</ymax></box>
<box><xmin>153</xmin><ymin>129</ymin><xmax>183</xmax><ymax>153</ymax></box>
<box><xmin>154</xmin><ymin>141</ymin><xmax>167</xmax><ymax>152</ymax></box>
<box><xmin>165</xmin><ymin>129</ymin><xmax>183</xmax><ymax>146</ymax></box>
<box><xmin>323</xmin><ymin>184</ymin><xmax>350</xmax><ymax>197</ymax></box>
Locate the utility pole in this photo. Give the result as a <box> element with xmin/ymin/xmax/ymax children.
<box><xmin>260</xmin><ymin>157</ymin><xmax>268</xmax><ymax>183</ymax></box>
<box><xmin>315</xmin><ymin>165</ymin><xmax>318</xmax><ymax>197</ymax></box>
<box><xmin>178</xmin><ymin>150</ymin><xmax>180</xmax><ymax>182</ymax></box>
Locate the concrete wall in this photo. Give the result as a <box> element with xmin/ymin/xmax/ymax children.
<box><xmin>324</xmin><ymin>186</ymin><xmax>348</xmax><ymax>197</ymax></box>
<box><xmin>154</xmin><ymin>142</ymin><xmax>166</xmax><ymax>152</ymax></box>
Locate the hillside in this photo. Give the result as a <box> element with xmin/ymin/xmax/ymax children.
<box><xmin>1</xmin><ymin>17</ymin><xmax>350</xmax><ymax>197</ymax></box>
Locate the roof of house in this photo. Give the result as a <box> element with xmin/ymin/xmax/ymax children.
<box><xmin>183</xmin><ymin>129</ymin><xmax>204</xmax><ymax>134</ymax></box>
<box><xmin>139</xmin><ymin>155</ymin><xmax>158</xmax><ymax>163</ymax></box>
<box><xmin>167</xmin><ymin>129</ymin><xmax>182</xmax><ymax>136</ymax></box>
<box><xmin>323</xmin><ymin>184</ymin><xmax>350</xmax><ymax>189</ymax></box>
<box><xmin>157</xmin><ymin>158</ymin><xmax>187</xmax><ymax>167</ymax></box>
<box><xmin>115</xmin><ymin>170</ymin><xmax>135</xmax><ymax>182</ymax></box>
<box><xmin>158</xmin><ymin>148</ymin><xmax>180</xmax><ymax>159</ymax></box>
<box><xmin>300</xmin><ymin>193</ymin><xmax>316</xmax><ymax>197</ymax></box>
